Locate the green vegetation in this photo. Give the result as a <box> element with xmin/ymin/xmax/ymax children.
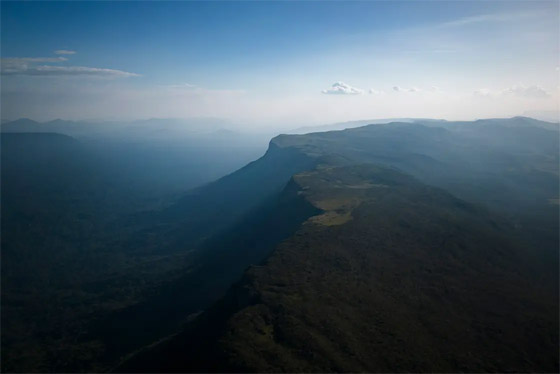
<box><xmin>1</xmin><ymin>133</ymin><xmax>194</xmax><ymax>372</ymax></box>
<box><xmin>3</xmin><ymin>117</ymin><xmax>559</xmax><ymax>372</ymax></box>
<box><xmin>1</xmin><ymin>132</ymin><xmax>315</xmax><ymax>372</ymax></box>
<box><xmin>120</xmin><ymin>164</ymin><xmax>558</xmax><ymax>372</ymax></box>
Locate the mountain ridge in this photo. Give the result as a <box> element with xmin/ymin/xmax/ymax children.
<box><xmin>118</xmin><ymin>163</ymin><xmax>558</xmax><ymax>372</ymax></box>
<box><xmin>3</xmin><ymin>117</ymin><xmax>558</xmax><ymax>372</ymax></box>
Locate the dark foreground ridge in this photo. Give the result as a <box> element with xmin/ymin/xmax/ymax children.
<box><xmin>3</xmin><ymin>118</ymin><xmax>558</xmax><ymax>372</ymax></box>
<box><xmin>120</xmin><ymin>164</ymin><xmax>558</xmax><ymax>373</ymax></box>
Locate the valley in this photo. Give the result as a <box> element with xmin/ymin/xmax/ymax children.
<box><xmin>2</xmin><ymin>117</ymin><xmax>559</xmax><ymax>372</ymax></box>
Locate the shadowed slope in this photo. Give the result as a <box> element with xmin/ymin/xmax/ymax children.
<box><xmin>119</xmin><ymin>164</ymin><xmax>558</xmax><ymax>373</ymax></box>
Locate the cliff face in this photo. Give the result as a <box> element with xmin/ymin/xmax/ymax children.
<box><xmin>217</xmin><ymin>165</ymin><xmax>558</xmax><ymax>373</ymax></box>
<box><xmin>153</xmin><ymin>140</ymin><xmax>319</xmax><ymax>251</ymax></box>
<box><xmin>118</xmin><ymin>119</ymin><xmax>559</xmax><ymax>372</ymax></box>
<box><xmin>119</xmin><ymin>164</ymin><xmax>558</xmax><ymax>373</ymax></box>
<box><xmin>114</xmin><ymin>172</ymin><xmax>325</xmax><ymax>373</ymax></box>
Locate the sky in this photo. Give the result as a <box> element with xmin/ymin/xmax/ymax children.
<box><xmin>1</xmin><ymin>1</ymin><xmax>559</xmax><ymax>127</ymax></box>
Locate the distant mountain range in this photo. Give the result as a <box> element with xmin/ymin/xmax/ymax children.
<box><xmin>2</xmin><ymin>117</ymin><xmax>558</xmax><ymax>372</ymax></box>
<box><xmin>281</xmin><ymin>116</ymin><xmax>559</xmax><ymax>135</ymax></box>
<box><xmin>5</xmin><ymin>116</ymin><xmax>557</xmax><ymax>139</ymax></box>
<box><xmin>286</xmin><ymin>117</ymin><xmax>444</xmax><ymax>134</ymax></box>
<box><xmin>0</xmin><ymin>117</ymin><xmax>254</xmax><ymax>141</ymax></box>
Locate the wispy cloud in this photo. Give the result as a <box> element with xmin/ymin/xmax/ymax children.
<box><xmin>391</xmin><ymin>86</ymin><xmax>444</xmax><ymax>94</ymax></box>
<box><xmin>1</xmin><ymin>57</ymin><xmax>68</xmax><ymax>74</ymax></box>
<box><xmin>4</xmin><ymin>65</ymin><xmax>141</xmax><ymax>77</ymax></box>
<box><xmin>4</xmin><ymin>57</ymin><xmax>68</xmax><ymax>63</ymax></box>
<box><xmin>438</xmin><ymin>11</ymin><xmax>541</xmax><ymax>29</ymax></box>
<box><xmin>368</xmin><ymin>88</ymin><xmax>384</xmax><ymax>95</ymax></box>
<box><xmin>393</xmin><ymin>86</ymin><xmax>421</xmax><ymax>93</ymax></box>
<box><xmin>1</xmin><ymin>54</ymin><xmax>139</xmax><ymax>78</ymax></box>
<box><xmin>474</xmin><ymin>85</ymin><xmax>551</xmax><ymax>99</ymax></box>
<box><xmin>322</xmin><ymin>82</ymin><xmax>364</xmax><ymax>95</ymax></box>
<box><xmin>164</xmin><ymin>83</ymin><xmax>197</xmax><ymax>90</ymax></box>
<box><xmin>473</xmin><ymin>88</ymin><xmax>493</xmax><ymax>97</ymax></box>
<box><xmin>502</xmin><ymin>85</ymin><xmax>550</xmax><ymax>99</ymax></box>
<box><xmin>54</xmin><ymin>50</ymin><xmax>76</xmax><ymax>55</ymax></box>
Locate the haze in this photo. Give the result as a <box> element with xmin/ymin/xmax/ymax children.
<box><xmin>1</xmin><ymin>1</ymin><xmax>559</xmax><ymax>127</ymax></box>
<box><xmin>2</xmin><ymin>1</ymin><xmax>560</xmax><ymax>373</ymax></box>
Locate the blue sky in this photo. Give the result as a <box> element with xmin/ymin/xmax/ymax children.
<box><xmin>1</xmin><ymin>1</ymin><xmax>558</xmax><ymax>125</ymax></box>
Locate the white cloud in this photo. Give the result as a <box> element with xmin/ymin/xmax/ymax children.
<box><xmin>19</xmin><ymin>65</ymin><xmax>140</xmax><ymax>77</ymax></box>
<box><xmin>368</xmin><ymin>88</ymin><xmax>384</xmax><ymax>95</ymax></box>
<box><xmin>474</xmin><ymin>85</ymin><xmax>551</xmax><ymax>99</ymax></box>
<box><xmin>393</xmin><ymin>86</ymin><xmax>421</xmax><ymax>93</ymax></box>
<box><xmin>1</xmin><ymin>57</ymin><xmax>67</xmax><ymax>74</ymax></box>
<box><xmin>322</xmin><ymin>81</ymin><xmax>364</xmax><ymax>95</ymax></box>
<box><xmin>165</xmin><ymin>83</ymin><xmax>197</xmax><ymax>89</ymax></box>
<box><xmin>502</xmin><ymin>85</ymin><xmax>550</xmax><ymax>99</ymax></box>
<box><xmin>438</xmin><ymin>11</ymin><xmax>541</xmax><ymax>29</ymax></box>
<box><xmin>0</xmin><ymin>57</ymin><xmax>68</xmax><ymax>74</ymax></box>
<box><xmin>1</xmin><ymin>55</ymin><xmax>139</xmax><ymax>78</ymax></box>
<box><xmin>2</xmin><ymin>57</ymin><xmax>68</xmax><ymax>63</ymax></box>
<box><xmin>473</xmin><ymin>88</ymin><xmax>494</xmax><ymax>97</ymax></box>
<box><xmin>54</xmin><ymin>50</ymin><xmax>76</xmax><ymax>55</ymax></box>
